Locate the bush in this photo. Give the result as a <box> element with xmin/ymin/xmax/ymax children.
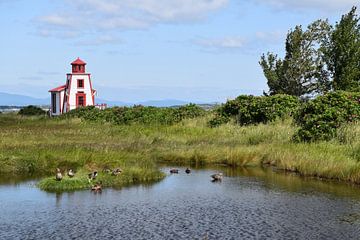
<box><xmin>18</xmin><ymin>105</ymin><xmax>46</xmax><ymax>116</ymax></box>
<box><xmin>62</xmin><ymin>104</ymin><xmax>205</xmax><ymax>125</ymax></box>
<box><xmin>175</xmin><ymin>103</ymin><xmax>205</xmax><ymax>120</ymax></box>
<box><xmin>209</xmin><ymin>94</ymin><xmax>300</xmax><ymax>127</ymax></box>
<box><xmin>294</xmin><ymin>91</ymin><xmax>360</xmax><ymax>142</ymax></box>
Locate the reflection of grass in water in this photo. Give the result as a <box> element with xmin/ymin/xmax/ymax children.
<box><xmin>231</xmin><ymin>167</ymin><xmax>360</xmax><ymax>200</ymax></box>
<box><xmin>339</xmin><ymin>213</ymin><xmax>360</xmax><ymax>225</ymax></box>
<box><xmin>1</xmin><ymin>114</ymin><xmax>360</xmax><ymax>191</ymax></box>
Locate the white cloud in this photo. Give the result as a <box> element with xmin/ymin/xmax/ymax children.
<box><xmin>252</xmin><ymin>0</ymin><xmax>359</xmax><ymax>12</ymax></box>
<box><xmin>37</xmin><ymin>0</ymin><xmax>228</xmax><ymax>37</ymax></box>
<box><xmin>195</xmin><ymin>31</ymin><xmax>284</xmax><ymax>52</ymax></box>
<box><xmin>255</xmin><ymin>31</ymin><xmax>283</xmax><ymax>44</ymax></box>
<box><xmin>39</xmin><ymin>14</ymin><xmax>73</xmax><ymax>27</ymax></box>
<box><xmin>196</xmin><ymin>37</ymin><xmax>246</xmax><ymax>50</ymax></box>
<box><xmin>76</xmin><ymin>35</ymin><xmax>123</xmax><ymax>46</ymax></box>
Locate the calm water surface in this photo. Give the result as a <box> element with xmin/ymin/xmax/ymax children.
<box><xmin>1</xmin><ymin>167</ymin><xmax>360</xmax><ymax>239</ymax></box>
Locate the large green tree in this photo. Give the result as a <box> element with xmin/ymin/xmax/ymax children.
<box><xmin>324</xmin><ymin>7</ymin><xmax>360</xmax><ymax>91</ymax></box>
<box><xmin>260</xmin><ymin>21</ymin><xmax>331</xmax><ymax>97</ymax></box>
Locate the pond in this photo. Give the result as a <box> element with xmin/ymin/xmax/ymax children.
<box><xmin>1</xmin><ymin>167</ymin><xmax>360</xmax><ymax>239</ymax></box>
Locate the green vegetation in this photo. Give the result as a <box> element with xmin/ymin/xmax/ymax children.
<box><xmin>18</xmin><ymin>105</ymin><xmax>46</xmax><ymax>116</ymax></box>
<box><xmin>294</xmin><ymin>91</ymin><xmax>360</xmax><ymax>141</ymax></box>
<box><xmin>210</xmin><ymin>92</ymin><xmax>359</xmax><ymax>142</ymax></box>
<box><xmin>209</xmin><ymin>94</ymin><xmax>299</xmax><ymax>127</ymax></box>
<box><xmin>1</xmin><ymin>109</ymin><xmax>360</xmax><ymax>192</ymax></box>
<box><xmin>260</xmin><ymin>7</ymin><xmax>360</xmax><ymax>96</ymax></box>
<box><xmin>38</xmin><ymin>168</ymin><xmax>164</xmax><ymax>192</ymax></box>
<box><xmin>62</xmin><ymin>103</ymin><xmax>205</xmax><ymax>125</ymax></box>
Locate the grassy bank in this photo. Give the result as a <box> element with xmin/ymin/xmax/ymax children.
<box><xmin>0</xmin><ymin>113</ymin><xmax>360</xmax><ymax>191</ymax></box>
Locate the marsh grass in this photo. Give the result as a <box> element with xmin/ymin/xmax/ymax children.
<box><xmin>1</xmin><ymin>114</ymin><xmax>360</xmax><ymax>191</ymax></box>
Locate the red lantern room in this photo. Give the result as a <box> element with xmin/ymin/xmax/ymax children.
<box><xmin>71</xmin><ymin>57</ymin><xmax>86</xmax><ymax>73</ymax></box>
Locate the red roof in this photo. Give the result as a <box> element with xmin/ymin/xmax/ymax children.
<box><xmin>71</xmin><ymin>57</ymin><xmax>86</xmax><ymax>65</ymax></box>
<box><xmin>49</xmin><ymin>85</ymin><xmax>66</xmax><ymax>92</ymax></box>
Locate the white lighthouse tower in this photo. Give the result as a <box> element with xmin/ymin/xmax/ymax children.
<box><xmin>49</xmin><ymin>58</ymin><xmax>96</xmax><ymax>116</ymax></box>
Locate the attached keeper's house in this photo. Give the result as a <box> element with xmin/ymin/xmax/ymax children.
<box><xmin>49</xmin><ymin>58</ymin><xmax>97</xmax><ymax>116</ymax></box>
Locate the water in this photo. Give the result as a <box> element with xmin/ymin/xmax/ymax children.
<box><xmin>1</xmin><ymin>167</ymin><xmax>360</xmax><ymax>239</ymax></box>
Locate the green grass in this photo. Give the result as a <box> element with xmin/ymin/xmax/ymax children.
<box><xmin>1</xmin><ymin>113</ymin><xmax>360</xmax><ymax>191</ymax></box>
<box><xmin>37</xmin><ymin>168</ymin><xmax>165</xmax><ymax>192</ymax></box>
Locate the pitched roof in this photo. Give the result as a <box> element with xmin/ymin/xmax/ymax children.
<box><xmin>49</xmin><ymin>85</ymin><xmax>66</xmax><ymax>92</ymax></box>
<box><xmin>71</xmin><ymin>57</ymin><xmax>86</xmax><ymax>65</ymax></box>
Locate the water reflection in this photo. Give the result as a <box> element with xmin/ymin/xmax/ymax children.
<box><xmin>1</xmin><ymin>167</ymin><xmax>360</xmax><ymax>239</ymax></box>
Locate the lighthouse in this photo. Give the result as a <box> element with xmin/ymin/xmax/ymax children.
<box><xmin>49</xmin><ymin>58</ymin><xmax>96</xmax><ymax>116</ymax></box>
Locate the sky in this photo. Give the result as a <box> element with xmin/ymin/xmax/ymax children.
<box><xmin>0</xmin><ymin>0</ymin><xmax>359</xmax><ymax>103</ymax></box>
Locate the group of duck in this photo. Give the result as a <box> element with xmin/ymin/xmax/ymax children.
<box><xmin>55</xmin><ymin>167</ymin><xmax>123</xmax><ymax>192</ymax></box>
<box><xmin>169</xmin><ymin>168</ymin><xmax>223</xmax><ymax>182</ymax></box>
<box><xmin>55</xmin><ymin>168</ymin><xmax>75</xmax><ymax>181</ymax></box>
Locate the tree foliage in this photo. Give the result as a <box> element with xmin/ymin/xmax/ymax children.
<box><xmin>324</xmin><ymin>7</ymin><xmax>360</xmax><ymax>92</ymax></box>
<box><xmin>209</xmin><ymin>94</ymin><xmax>300</xmax><ymax>127</ymax></box>
<box><xmin>294</xmin><ymin>91</ymin><xmax>360</xmax><ymax>142</ymax></box>
<box><xmin>260</xmin><ymin>21</ymin><xmax>331</xmax><ymax>96</ymax></box>
<box><xmin>260</xmin><ymin>7</ymin><xmax>360</xmax><ymax>96</ymax></box>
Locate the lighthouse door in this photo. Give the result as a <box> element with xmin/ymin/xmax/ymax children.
<box><xmin>76</xmin><ymin>93</ymin><xmax>86</xmax><ymax>108</ymax></box>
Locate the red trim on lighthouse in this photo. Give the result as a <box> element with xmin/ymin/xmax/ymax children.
<box><xmin>71</xmin><ymin>58</ymin><xmax>86</xmax><ymax>73</ymax></box>
<box><xmin>71</xmin><ymin>58</ymin><xmax>86</xmax><ymax>65</ymax></box>
<box><xmin>67</xmin><ymin>76</ymin><xmax>72</xmax><ymax>112</ymax></box>
<box><xmin>88</xmin><ymin>74</ymin><xmax>95</xmax><ymax>105</ymax></box>
<box><xmin>49</xmin><ymin>85</ymin><xmax>66</xmax><ymax>92</ymax></box>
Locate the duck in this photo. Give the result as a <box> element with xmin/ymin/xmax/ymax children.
<box><xmin>67</xmin><ymin>169</ymin><xmax>75</xmax><ymax>178</ymax></box>
<box><xmin>185</xmin><ymin>168</ymin><xmax>191</xmax><ymax>174</ymax></box>
<box><xmin>170</xmin><ymin>168</ymin><xmax>179</xmax><ymax>174</ymax></box>
<box><xmin>112</xmin><ymin>168</ymin><xmax>122</xmax><ymax>176</ymax></box>
<box><xmin>211</xmin><ymin>173</ymin><xmax>223</xmax><ymax>181</ymax></box>
<box><xmin>91</xmin><ymin>181</ymin><xmax>102</xmax><ymax>192</ymax></box>
<box><xmin>55</xmin><ymin>168</ymin><xmax>63</xmax><ymax>181</ymax></box>
<box><xmin>88</xmin><ymin>171</ymin><xmax>98</xmax><ymax>182</ymax></box>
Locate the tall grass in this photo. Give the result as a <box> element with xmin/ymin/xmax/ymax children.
<box><xmin>1</xmin><ymin>114</ymin><xmax>360</xmax><ymax>190</ymax></box>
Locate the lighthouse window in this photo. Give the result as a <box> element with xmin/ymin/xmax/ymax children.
<box><xmin>77</xmin><ymin>79</ymin><xmax>84</xmax><ymax>88</ymax></box>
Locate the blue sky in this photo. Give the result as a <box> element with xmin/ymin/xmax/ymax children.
<box><xmin>0</xmin><ymin>0</ymin><xmax>358</xmax><ymax>103</ymax></box>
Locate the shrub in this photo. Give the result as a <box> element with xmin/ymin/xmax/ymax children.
<box><xmin>174</xmin><ymin>103</ymin><xmax>205</xmax><ymax>120</ymax></box>
<box><xmin>18</xmin><ymin>105</ymin><xmax>46</xmax><ymax>116</ymax></box>
<box><xmin>293</xmin><ymin>91</ymin><xmax>360</xmax><ymax>142</ymax></box>
<box><xmin>62</xmin><ymin>104</ymin><xmax>205</xmax><ymax>125</ymax></box>
<box><xmin>209</xmin><ymin>94</ymin><xmax>300</xmax><ymax>127</ymax></box>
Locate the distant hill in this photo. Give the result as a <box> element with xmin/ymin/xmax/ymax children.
<box><xmin>0</xmin><ymin>92</ymin><xmax>207</xmax><ymax>108</ymax></box>
<box><xmin>97</xmin><ymin>99</ymin><xmax>194</xmax><ymax>107</ymax></box>
<box><xmin>0</xmin><ymin>92</ymin><xmax>48</xmax><ymax>106</ymax></box>
<box><xmin>138</xmin><ymin>99</ymin><xmax>191</xmax><ymax>107</ymax></box>
<box><xmin>96</xmin><ymin>98</ymin><xmax>131</xmax><ymax>107</ymax></box>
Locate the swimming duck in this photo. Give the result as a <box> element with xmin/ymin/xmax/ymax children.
<box><xmin>211</xmin><ymin>173</ymin><xmax>223</xmax><ymax>181</ymax></box>
<box><xmin>67</xmin><ymin>169</ymin><xmax>75</xmax><ymax>178</ymax></box>
<box><xmin>55</xmin><ymin>168</ymin><xmax>63</xmax><ymax>181</ymax></box>
<box><xmin>170</xmin><ymin>169</ymin><xmax>179</xmax><ymax>174</ymax></box>
<box><xmin>88</xmin><ymin>171</ymin><xmax>98</xmax><ymax>182</ymax></box>
<box><xmin>91</xmin><ymin>181</ymin><xmax>102</xmax><ymax>192</ymax></box>
<box><xmin>112</xmin><ymin>168</ymin><xmax>122</xmax><ymax>176</ymax></box>
<box><xmin>185</xmin><ymin>168</ymin><xmax>191</xmax><ymax>174</ymax></box>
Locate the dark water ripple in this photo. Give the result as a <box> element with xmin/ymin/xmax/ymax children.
<box><xmin>1</xmin><ymin>168</ymin><xmax>360</xmax><ymax>239</ymax></box>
